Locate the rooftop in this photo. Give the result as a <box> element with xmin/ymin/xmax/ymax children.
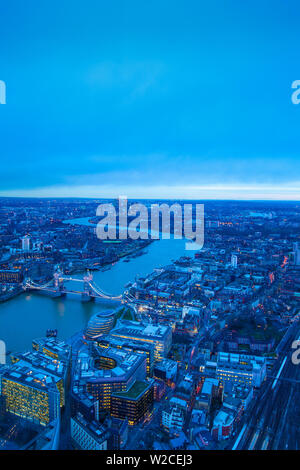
<box><xmin>112</xmin><ymin>380</ymin><xmax>151</xmax><ymax>400</ymax></box>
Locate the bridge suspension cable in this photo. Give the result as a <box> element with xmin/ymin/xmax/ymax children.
<box><xmin>24</xmin><ymin>278</ymin><xmax>54</xmax><ymax>289</ymax></box>
<box><xmin>87</xmin><ymin>281</ymin><xmax>122</xmax><ymax>300</ymax></box>
<box><xmin>24</xmin><ymin>275</ymin><xmax>122</xmax><ymax>301</ymax></box>
<box><xmin>61</xmin><ymin>276</ymin><xmax>122</xmax><ymax>300</ymax></box>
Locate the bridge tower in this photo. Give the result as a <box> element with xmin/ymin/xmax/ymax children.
<box><xmin>81</xmin><ymin>271</ymin><xmax>94</xmax><ymax>302</ymax></box>
<box><xmin>54</xmin><ymin>271</ymin><xmax>64</xmax><ymax>292</ymax></box>
<box><xmin>23</xmin><ymin>277</ymin><xmax>31</xmax><ymax>290</ymax></box>
<box><xmin>83</xmin><ymin>271</ymin><xmax>94</xmax><ymax>297</ymax></box>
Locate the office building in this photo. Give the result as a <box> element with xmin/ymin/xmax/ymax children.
<box><xmin>32</xmin><ymin>337</ymin><xmax>71</xmax><ymax>362</ymax></box>
<box><xmin>110</xmin><ymin>320</ymin><xmax>172</xmax><ymax>362</ymax></box>
<box><xmin>10</xmin><ymin>350</ymin><xmax>68</xmax><ymax>407</ymax></box>
<box><xmin>111</xmin><ymin>379</ymin><xmax>154</xmax><ymax>426</ymax></box>
<box><xmin>75</xmin><ymin>345</ymin><xmax>147</xmax><ymax>411</ymax></box>
<box><xmin>107</xmin><ymin>417</ymin><xmax>128</xmax><ymax>450</ymax></box>
<box><xmin>0</xmin><ymin>364</ymin><xmax>60</xmax><ymax>426</ymax></box>
<box><xmin>0</xmin><ymin>269</ymin><xmax>23</xmax><ymax>283</ymax></box>
<box><xmin>293</xmin><ymin>242</ymin><xmax>300</xmax><ymax>266</ymax></box>
<box><xmin>216</xmin><ymin>352</ymin><xmax>266</xmax><ymax>388</ymax></box>
<box><xmin>71</xmin><ymin>413</ymin><xmax>108</xmax><ymax>450</ymax></box>
<box><xmin>21</xmin><ymin>235</ymin><xmax>30</xmax><ymax>251</ymax></box>
<box><xmin>231</xmin><ymin>254</ymin><xmax>238</xmax><ymax>268</ymax></box>
<box><xmin>153</xmin><ymin>359</ymin><xmax>178</xmax><ymax>384</ymax></box>
<box><xmin>97</xmin><ymin>334</ymin><xmax>155</xmax><ymax>376</ymax></box>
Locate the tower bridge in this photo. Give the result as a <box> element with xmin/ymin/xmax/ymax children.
<box><xmin>23</xmin><ymin>271</ymin><xmax>123</xmax><ymax>302</ymax></box>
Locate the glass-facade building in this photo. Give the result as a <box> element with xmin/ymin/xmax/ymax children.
<box><xmin>110</xmin><ymin>320</ymin><xmax>172</xmax><ymax>362</ymax></box>
<box><xmin>111</xmin><ymin>380</ymin><xmax>154</xmax><ymax>426</ymax></box>
<box><xmin>0</xmin><ymin>365</ymin><xmax>60</xmax><ymax>426</ymax></box>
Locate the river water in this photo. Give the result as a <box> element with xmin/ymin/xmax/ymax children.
<box><xmin>0</xmin><ymin>218</ymin><xmax>189</xmax><ymax>353</ymax></box>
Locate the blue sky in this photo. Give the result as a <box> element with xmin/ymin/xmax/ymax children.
<box><xmin>0</xmin><ymin>0</ymin><xmax>300</xmax><ymax>199</ymax></box>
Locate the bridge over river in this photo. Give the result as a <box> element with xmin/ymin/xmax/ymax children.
<box><xmin>0</xmin><ymin>234</ymin><xmax>188</xmax><ymax>353</ymax></box>
<box><xmin>23</xmin><ymin>271</ymin><xmax>123</xmax><ymax>302</ymax></box>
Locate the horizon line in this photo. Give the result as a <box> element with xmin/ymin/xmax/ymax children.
<box><xmin>0</xmin><ymin>196</ymin><xmax>299</xmax><ymax>203</ymax></box>
<box><xmin>0</xmin><ymin>183</ymin><xmax>299</xmax><ymax>201</ymax></box>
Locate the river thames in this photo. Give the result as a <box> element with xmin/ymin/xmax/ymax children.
<box><xmin>0</xmin><ymin>224</ymin><xmax>189</xmax><ymax>353</ymax></box>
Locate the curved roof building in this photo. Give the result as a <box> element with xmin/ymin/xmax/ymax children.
<box><xmin>85</xmin><ymin>310</ymin><xmax>115</xmax><ymax>340</ymax></box>
<box><xmin>74</xmin><ymin>344</ymin><xmax>148</xmax><ymax>411</ymax></box>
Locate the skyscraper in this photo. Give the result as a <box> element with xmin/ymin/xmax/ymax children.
<box><xmin>293</xmin><ymin>242</ymin><xmax>300</xmax><ymax>266</ymax></box>
<box><xmin>21</xmin><ymin>235</ymin><xmax>30</xmax><ymax>251</ymax></box>
<box><xmin>231</xmin><ymin>254</ymin><xmax>238</xmax><ymax>269</ymax></box>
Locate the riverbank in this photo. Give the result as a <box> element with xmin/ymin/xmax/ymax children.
<box><xmin>0</xmin><ymin>224</ymin><xmax>189</xmax><ymax>353</ymax></box>
<box><xmin>62</xmin><ymin>216</ymin><xmax>154</xmax><ymax>275</ymax></box>
<box><xmin>62</xmin><ymin>239</ymin><xmax>154</xmax><ymax>278</ymax></box>
<box><xmin>0</xmin><ymin>285</ymin><xmax>23</xmax><ymax>303</ymax></box>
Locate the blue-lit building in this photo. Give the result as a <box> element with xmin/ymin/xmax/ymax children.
<box><xmin>97</xmin><ymin>333</ymin><xmax>155</xmax><ymax>376</ymax></box>
<box><xmin>111</xmin><ymin>379</ymin><xmax>154</xmax><ymax>426</ymax></box>
<box><xmin>84</xmin><ymin>310</ymin><xmax>115</xmax><ymax>340</ymax></box>
<box><xmin>0</xmin><ymin>364</ymin><xmax>60</xmax><ymax>426</ymax></box>
<box><xmin>73</xmin><ymin>344</ymin><xmax>147</xmax><ymax>412</ymax></box>
<box><xmin>71</xmin><ymin>413</ymin><xmax>108</xmax><ymax>450</ymax></box>
<box><xmin>110</xmin><ymin>320</ymin><xmax>172</xmax><ymax>362</ymax></box>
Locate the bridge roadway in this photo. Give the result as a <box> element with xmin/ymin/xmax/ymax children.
<box><xmin>23</xmin><ymin>276</ymin><xmax>123</xmax><ymax>301</ymax></box>
<box><xmin>232</xmin><ymin>321</ymin><xmax>300</xmax><ymax>450</ymax></box>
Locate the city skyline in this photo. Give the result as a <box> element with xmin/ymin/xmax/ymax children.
<box><xmin>1</xmin><ymin>197</ymin><xmax>300</xmax><ymax>451</ymax></box>
<box><xmin>1</xmin><ymin>0</ymin><xmax>300</xmax><ymax>454</ymax></box>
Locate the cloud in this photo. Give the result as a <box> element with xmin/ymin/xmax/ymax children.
<box><xmin>1</xmin><ymin>183</ymin><xmax>299</xmax><ymax>201</ymax></box>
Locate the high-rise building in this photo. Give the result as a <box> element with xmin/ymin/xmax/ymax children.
<box><xmin>0</xmin><ymin>364</ymin><xmax>60</xmax><ymax>426</ymax></box>
<box><xmin>97</xmin><ymin>334</ymin><xmax>155</xmax><ymax>376</ymax></box>
<box><xmin>231</xmin><ymin>254</ymin><xmax>238</xmax><ymax>269</ymax></box>
<box><xmin>111</xmin><ymin>380</ymin><xmax>154</xmax><ymax>426</ymax></box>
<box><xmin>21</xmin><ymin>235</ymin><xmax>30</xmax><ymax>251</ymax></box>
<box><xmin>293</xmin><ymin>242</ymin><xmax>300</xmax><ymax>266</ymax></box>
<box><xmin>74</xmin><ymin>345</ymin><xmax>147</xmax><ymax>411</ymax></box>
<box><xmin>107</xmin><ymin>417</ymin><xmax>128</xmax><ymax>450</ymax></box>
<box><xmin>216</xmin><ymin>352</ymin><xmax>266</xmax><ymax>388</ymax></box>
<box><xmin>153</xmin><ymin>359</ymin><xmax>178</xmax><ymax>384</ymax></box>
<box><xmin>110</xmin><ymin>320</ymin><xmax>172</xmax><ymax>362</ymax></box>
<box><xmin>10</xmin><ymin>349</ymin><xmax>69</xmax><ymax>407</ymax></box>
<box><xmin>71</xmin><ymin>413</ymin><xmax>108</xmax><ymax>450</ymax></box>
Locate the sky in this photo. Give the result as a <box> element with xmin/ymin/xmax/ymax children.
<box><xmin>0</xmin><ymin>0</ymin><xmax>300</xmax><ymax>200</ymax></box>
